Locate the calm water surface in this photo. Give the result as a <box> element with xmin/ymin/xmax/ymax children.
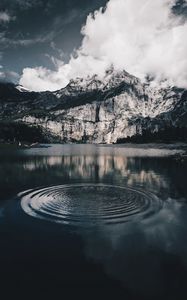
<box><xmin>0</xmin><ymin>144</ymin><xmax>187</xmax><ymax>299</ymax></box>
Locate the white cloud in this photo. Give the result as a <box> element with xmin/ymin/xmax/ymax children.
<box><xmin>0</xmin><ymin>12</ymin><xmax>12</xmax><ymax>23</ymax></box>
<box><xmin>0</xmin><ymin>69</ymin><xmax>20</xmax><ymax>83</ymax></box>
<box><xmin>20</xmin><ymin>0</ymin><xmax>187</xmax><ymax>91</ymax></box>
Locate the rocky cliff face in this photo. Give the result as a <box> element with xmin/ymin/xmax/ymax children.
<box><xmin>0</xmin><ymin>69</ymin><xmax>186</xmax><ymax>143</ymax></box>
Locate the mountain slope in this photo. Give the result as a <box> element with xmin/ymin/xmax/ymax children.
<box><xmin>0</xmin><ymin>69</ymin><xmax>186</xmax><ymax>144</ymax></box>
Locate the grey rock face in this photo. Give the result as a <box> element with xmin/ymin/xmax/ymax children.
<box><xmin>0</xmin><ymin>69</ymin><xmax>186</xmax><ymax>143</ymax></box>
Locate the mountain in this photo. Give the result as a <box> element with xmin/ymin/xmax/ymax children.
<box><xmin>0</xmin><ymin>69</ymin><xmax>187</xmax><ymax>144</ymax></box>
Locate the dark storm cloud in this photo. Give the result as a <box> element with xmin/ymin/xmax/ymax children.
<box><xmin>172</xmin><ymin>0</ymin><xmax>187</xmax><ymax>17</ymax></box>
<box><xmin>0</xmin><ymin>0</ymin><xmax>186</xmax><ymax>86</ymax></box>
<box><xmin>0</xmin><ymin>0</ymin><xmax>108</xmax><ymax>81</ymax></box>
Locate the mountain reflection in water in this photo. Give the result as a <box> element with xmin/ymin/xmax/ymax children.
<box><xmin>0</xmin><ymin>144</ymin><xmax>187</xmax><ymax>300</ymax></box>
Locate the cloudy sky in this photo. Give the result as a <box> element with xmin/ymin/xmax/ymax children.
<box><xmin>0</xmin><ymin>0</ymin><xmax>187</xmax><ymax>91</ymax></box>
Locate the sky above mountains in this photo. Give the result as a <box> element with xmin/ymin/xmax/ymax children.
<box><xmin>0</xmin><ymin>0</ymin><xmax>187</xmax><ymax>91</ymax></box>
<box><xmin>0</xmin><ymin>0</ymin><xmax>107</xmax><ymax>82</ymax></box>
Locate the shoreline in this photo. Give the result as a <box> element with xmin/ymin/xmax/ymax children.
<box><xmin>0</xmin><ymin>142</ymin><xmax>41</xmax><ymax>149</ymax></box>
<box><xmin>0</xmin><ymin>142</ymin><xmax>186</xmax><ymax>160</ymax></box>
<box><xmin>1</xmin><ymin>141</ymin><xmax>187</xmax><ymax>148</ymax></box>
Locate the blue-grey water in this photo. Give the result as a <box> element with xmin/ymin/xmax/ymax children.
<box><xmin>0</xmin><ymin>144</ymin><xmax>187</xmax><ymax>300</ymax></box>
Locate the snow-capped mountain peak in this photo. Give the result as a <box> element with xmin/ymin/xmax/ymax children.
<box><xmin>53</xmin><ymin>68</ymin><xmax>184</xmax><ymax>119</ymax></box>
<box><xmin>0</xmin><ymin>68</ymin><xmax>186</xmax><ymax>144</ymax></box>
<box><xmin>16</xmin><ymin>85</ymin><xmax>31</xmax><ymax>93</ymax></box>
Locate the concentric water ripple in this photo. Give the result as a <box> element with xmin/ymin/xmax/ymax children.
<box><xmin>19</xmin><ymin>184</ymin><xmax>162</xmax><ymax>226</ymax></box>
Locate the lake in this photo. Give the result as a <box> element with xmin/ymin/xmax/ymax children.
<box><xmin>0</xmin><ymin>144</ymin><xmax>187</xmax><ymax>299</ymax></box>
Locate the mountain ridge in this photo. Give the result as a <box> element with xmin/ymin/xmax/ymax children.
<box><xmin>0</xmin><ymin>69</ymin><xmax>187</xmax><ymax>144</ymax></box>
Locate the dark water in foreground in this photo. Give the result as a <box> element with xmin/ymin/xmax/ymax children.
<box><xmin>0</xmin><ymin>144</ymin><xmax>187</xmax><ymax>299</ymax></box>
